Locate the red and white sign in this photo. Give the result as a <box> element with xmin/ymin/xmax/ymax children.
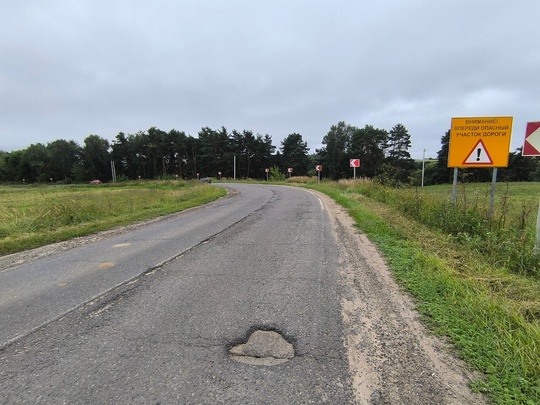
<box><xmin>462</xmin><ymin>139</ymin><xmax>493</xmax><ymax>165</ymax></box>
<box><xmin>265</xmin><ymin>168</ymin><xmax>269</xmax><ymax>173</ymax></box>
<box><xmin>350</xmin><ymin>158</ymin><xmax>360</xmax><ymax>168</ymax></box>
<box><xmin>288</xmin><ymin>168</ymin><xmax>293</xmax><ymax>173</ymax></box>
<box><xmin>523</xmin><ymin>122</ymin><xmax>540</xmax><ymax>156</ymax></box>
<box><xmin>315</xmin><ymin>165</ymin><xmax>323</xmax><ymax>172</ymax></box>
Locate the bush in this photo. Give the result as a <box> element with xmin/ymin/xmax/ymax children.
<box><xmin>269</xmin><ymin>166</ymin><xmax>286</xmax><ymax>181</ymax></box>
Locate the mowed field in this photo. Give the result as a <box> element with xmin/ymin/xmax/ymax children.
<box><xmin>0</xmin><ymin>181</ymin><xmax>225</xmax><ymax>255</ymax></box>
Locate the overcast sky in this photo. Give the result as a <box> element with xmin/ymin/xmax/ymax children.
<box><xmin>1</xmin><ymin>0</ymin><xmax>539</xmax><ymax>158</ymax></box>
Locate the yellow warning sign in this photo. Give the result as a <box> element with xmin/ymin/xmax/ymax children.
<box><xmin>448</xmin><ymin>116</ymin><xmax>513</xmax><ymax>168</ymax></box>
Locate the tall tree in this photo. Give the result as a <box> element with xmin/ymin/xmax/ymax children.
<box><xmin>147</xmin><ymin>127</ymin><xmax>168</xmax><ymax>177</ymax></box>
<box><xmin>229</xmin><ymin>130</ymin><xmax>258</xmax><ymax>178</ymax></box>
<box><xmin>433</xmin><ymin>130</ymin><xmax>453</xmax><ymax>184</ymax></box>
<box><xmin>253</xmin><ymin>133</ymin><xmax>276</xmax><ymax>178</ymax></box>
<box><xmin>111</xmin><ymin>132</ymin><xmax>134</xmax><ymax>179</ymax></box>
<box><xmin>349</xmin><ymin>125</ymin><xmax>388</xmax><ymax>178</ymax></box>
<box><xmin>500</xmin><ymin>148</ymin><xmax>539</xmax><ymax>182</ymax></box>
<box><xmin>280</xmin><ymin>133</ymin><xmax>310</xmax><ymax>176</ymax></box>
<box><xmin>47</xmin><ymin>139</ymin><xmax>81</xmax><ymax>181</ymax></box>
<box><xmin>168</xmin><ymin>129</ymin><xmax>189</xmax><ymax>178</ymax></box>
<box><xmin>1</xmin><ymin>150</ymin><xmax>27</xmax><ymax>182</ymax></box>
<box><xmin>386</xmin><ymin>123</ymin><xmax>412</xmax><ymax>162</ymax></box>
<box><xmin>319</xmin><ymin>121</ymin><xmax>355</xmax><ymax>180</ymax></box>
<box><xmin>22</xmin><ymin>143</ymin><xmax>50</xmax><ymax>182</ymax></box>
<box><xmin>384</xmin><ymin>123</ymin><xmax>415</xmax><ymax>183</ymax></box>
<box><xmin>198</xmin><ymin>126</ymin><xmax>230</xmax><ymax>178</ymax></box>
<box><xmin>80</xmin><ymin>135</ymin><xmax>110</xmax><ymax>181</ymax></box>
<box><xmin>183</xmin><ymin>135</ymin><xmax>200</xmax><ymax>178</ymax></box>
<box><xmin>0</xmin><ymin>151</ymin><xmax>7</xmax><ymax>181</ymax></box>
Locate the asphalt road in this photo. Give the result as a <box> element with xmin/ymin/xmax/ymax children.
<box><xmin>0</xmin><ymin>184</ymin><xmax>354</xmax><ymax>404</ymax></box>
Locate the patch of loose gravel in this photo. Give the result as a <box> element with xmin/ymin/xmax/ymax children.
<box><xmin>314</xmin><ymin>191</ymin><xmax>486</xmax><ymax>405</ymax></box>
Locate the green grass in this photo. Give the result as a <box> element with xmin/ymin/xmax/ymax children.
<box><xmin>424</xmin><ymin>182</ymin><xmax>540</xmax><ymax>218</ymax></box>
<box><xmin>3</xmin><ymin>177</ymin><xmax>540</xmax><ymax>403</ymax></box>
<box><xmin>0</xmin><ymin>180</ymin><xmax>226</xmax><ymax>254</ymax></box>
<box><xmin>302</xmin><ymin>180</ymin><xmax>540</xmax><ymax>404</ymax></box>
<box><xmin>329</xmin><ymin>179</ymin><xmax>540</xmax><ymax>277</ymax></box>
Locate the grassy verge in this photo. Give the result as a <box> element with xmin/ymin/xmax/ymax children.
<box><xmin>3</xmin><ymin>178</ymin><xmax>539</xmax><ymax>402</ymax></box>
<box><xmin>303</xmin><ymin>181</ymin><xmax>540</xmax><ymax>405</ymax></box>
<box><xmin>0</xmin><ymin>180</ymin><xmax>225</xmax><ymax>255</ymax></box>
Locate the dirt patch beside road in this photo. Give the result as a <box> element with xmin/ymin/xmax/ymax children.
<box><xmin>315</xmin><ymin>191</ymin><xmax>486</xmax><ymax>404</ymax></box>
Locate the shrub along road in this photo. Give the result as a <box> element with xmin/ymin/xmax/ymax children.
<box><xmin>0</xmin><ymin>184</ymin><xmax>484</xmax><ymax>404</ymax></box>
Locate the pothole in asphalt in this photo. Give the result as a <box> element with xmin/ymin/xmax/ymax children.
<box><xmin>229</xmin><ymin>329</ymin><xmax>295</xmax><ymax>366</ymax></box>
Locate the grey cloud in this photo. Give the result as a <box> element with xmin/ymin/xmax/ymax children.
<box><xmin>1</xmin><ymin>0</ymin><xmax>539</xmax><ymax>156</ymax></box>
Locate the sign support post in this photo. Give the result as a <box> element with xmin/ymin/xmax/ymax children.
<box><xmin>531</xmin><ymin>191</ymin><xmax>540</xmax><ymax>258</ymax></box>
<box><xmin>489</xmin><ymin>168</ymin><xmax>498</xmax><ymax>221</ymax></box>
<box><xmin>349</xmin><ymin>159</ymin><xmax>360</xmax><ymax>180</ymax></box>
<box><xmin>451</xmin><ymin>168</ymin><xmax>458</xmax><ymax>205</ymax></box>
<box><xmin>421</xmin><ymin>149</ymin><xmax>426</xmax><ymax>187</ymax></box>
<box><xmin>315</xmin><ymin>165</ymin><xmax>322</xmax><ymax>183</ymax></box>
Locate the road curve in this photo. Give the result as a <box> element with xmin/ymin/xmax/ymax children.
<box><xmin>0</xmin><ymin>184</ymin><xmax>273</xmax><ymax>347</ymax></box>
<box><xmin>0</xmin><ymin>184</ymin><xmax>486</xmax><ymax>404</ymax></box>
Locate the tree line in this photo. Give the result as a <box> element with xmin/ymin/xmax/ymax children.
<box><xmin>0</xmin><ymin>122</ymin><xmax>538</xmax><ymax>184</ymax></box>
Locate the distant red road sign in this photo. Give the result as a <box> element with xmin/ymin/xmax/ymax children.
<box><xmin>350</xmin><ymin>159</ymin><xmax>360</xmax><ymax>168</ymax></box>
<box><xmin>265</xmin><ymin>168</ymin><xmax>269</xmax><ymax>173</ymax></box>
<box><xmin>315</xmin><ymin>165</ymin><xmax>322</xmax><ymax>172</ymax></box>
<box><xmin>523</xmin><ymin>122</ymin><xmax>540</xmax><ymax>156</ymax></box>
<box><xmin>288</xmin><ymin>168</ymin><xmax>293</xmax><ymax>173</ymax></box>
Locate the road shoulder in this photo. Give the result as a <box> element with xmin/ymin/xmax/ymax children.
<box><xmin>313</xmin><ymin>190</ymin><xmax>486</xmax><ymax>404</ymax></box>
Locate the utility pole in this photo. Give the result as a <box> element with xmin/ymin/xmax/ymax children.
<box><xmin>421</xmin><ymin>149</ymin><xmax>426</xmax><ymax>187</ymax></box>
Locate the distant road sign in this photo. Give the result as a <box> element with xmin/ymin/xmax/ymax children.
<box><xmin>288</xmin><ymin>168</ymin><xmax>293</xmax><ymax>173</ymax></box>
<box><xmin>315</xmin><ymin>165</ymin><xmax>322</xmax><ymax>172</ymax></box>
<box><xmin>350</xmin><ymin>159</ymin><xmax>360</xmax><ymax>168</ymax></box>
<box><xmin>448</xmin><ymin>116</ymin><xmax>513</xmax><ymax>168</ymax></box>
<box><xmin>523</xmin><ymin>122</ymin><xmax>540</xmax><ymax>156</ymax></box>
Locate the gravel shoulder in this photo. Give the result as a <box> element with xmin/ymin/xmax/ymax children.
<box><xmin>314</xmin><ymin>190</ymin><xmax>486</xmax><ymax>404</ymax></box>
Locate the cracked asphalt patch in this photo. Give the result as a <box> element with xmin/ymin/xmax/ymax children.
<box><xmin>229</xmin><ymin>329</ymin><xmax>295</xmax><ymax>366</ymax></box>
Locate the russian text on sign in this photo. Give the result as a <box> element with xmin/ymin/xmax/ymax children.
<box><xmin>448</xmin><ymin>116</ymin><xmax>513</xmax><ymax>168</ymax></box>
